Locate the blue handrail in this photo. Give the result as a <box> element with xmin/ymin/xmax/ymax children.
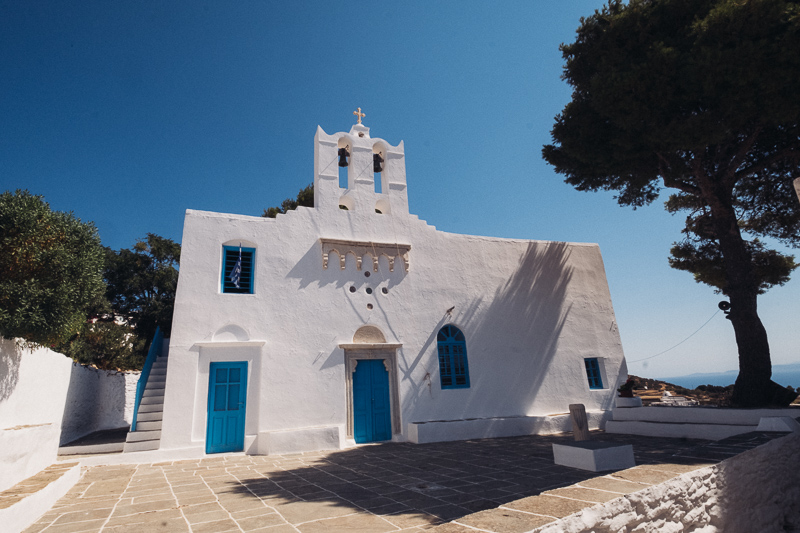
<box><xmin>131</xmin><ymin>327</ymin><xmax>163</xmax><ymax>432</ymax></box>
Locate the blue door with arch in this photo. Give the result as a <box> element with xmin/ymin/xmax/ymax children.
<box><xmin>206</xmin><ymin>361</ymin><xmax>248</xmax><ymax>454</ymax></box>
<box><xmin>352</xmin><ymin>359</ymin><xmax>392</xmax><ymax>443</ymax></box>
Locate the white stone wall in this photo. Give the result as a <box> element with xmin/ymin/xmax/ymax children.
<box><xmin>536</xmin><ymin>434</ymin><xmax>800</xmax><ymax>533</ymax></box>
<box><xmin>0</xmin><ymin>337</ymin><xmax>138</xmax><ymax>489</ymax></box>
<box><xmin>161</xmin><ymin>124</ymin><xmax>627</xmax><ymax>453</ymax></box>
<box><xmin>59</xmin><ymin>366</ymin><xmax>139</xmax><ymax>445</ymax></box>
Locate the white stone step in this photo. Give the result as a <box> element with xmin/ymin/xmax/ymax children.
<box><xmin>126</xmin><ymin>430</ymin><xmax>161</xmax><ymax>443</ymax></box>
<box><xmin>136</xmin><ymin>402</ymin><xmax>163</xmax><ymax>413</ymax></box>
<box><xmin>142</xmin><ymin>388</ymin><xmax>165</xmax><ymax>398</ymax></box>
<box><xmin>147</xmin><ymin>375</ymin><xmax>167</xmax><ymax>384</ymax></box>
<box><xmin>123</xmin><ymin>439</ymin><xmax>160</xmax><ymax>453</ymax></box>
<box><xmin>135</xmin><ymin>411</ymin><xmax>162</xmax><ymax>422</ymax></box>
<box><xmin>140</xmin><ymin>394</ymin><xmax>165</xmax><ymax>405</ymax></box>
<box><xmin>135</xmin><ymin>420</ymin><xmax>162</xmax><ymax>431</ymax></box>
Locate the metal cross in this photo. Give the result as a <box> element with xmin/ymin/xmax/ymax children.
<box><xmin>353</xmin><ymin>107</ymin><xmax>365</xmax><ymax>124</ymax></box>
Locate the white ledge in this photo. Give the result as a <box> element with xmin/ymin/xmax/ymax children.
<box><xmin>193</xmin><ymin>340</ymin><xmax>266</xmax><ymax>348</ymax></box>
<box><xmin>339</xmin><ymin>343</ymin><xmax>402</xmax><ymax>350</ymax></box>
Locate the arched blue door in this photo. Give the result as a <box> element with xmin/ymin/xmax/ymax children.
<box><xmin>206</xmin><ymin>362</ymin><xmax>247</xmax><ymax>454</ymax></box>
<box><xmin>352</xmin><ymin>359</ymin><xmax>392</xmax><ymax>443</ymax></box>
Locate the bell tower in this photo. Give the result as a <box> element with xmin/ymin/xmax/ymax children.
<box><xmin>313</xmin><ymin>110</ymin><xmax>408</xmax><ymax>216</ymax></box>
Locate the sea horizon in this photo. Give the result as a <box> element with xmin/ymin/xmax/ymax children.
<box><xmin>656</xmin><ymin>363</ymin><xmax>800</xmax><ymax>390</ymax></box>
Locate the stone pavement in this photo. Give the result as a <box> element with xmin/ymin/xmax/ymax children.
<box><xmin>22</xmin><ymin>431</ymin><xmax>783</xmax><ymax>533</ymax></box>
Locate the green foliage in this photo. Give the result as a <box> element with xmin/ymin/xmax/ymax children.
<box><xmin>58</xmin><ymin>233</ymin><xmax>180</xmax><ymax>370</ymax></box>
<box><xmin>0</xmin><ymin>190</ymin><xmax>105</xmax><ymax>346</ymax></box>
<box><xmin>57</xmin><ymin>321</ymin><xmax>145</xmax><ymax>371</ymax></box>
<box><xmin>669</xmin><ymin>238</ymin><xmax>796</xmax><ymax>294</ymax></box>
<box><xmin>105</xmin><ymin>233</ymin><xmax>180</xmax><ymax>341</ymax></box>
<box><xmin>543</xmin><ymin>0</ymin><xmax>800</xmax><ymax>406</ymax></box>
<box><xmin>262</xmin><ymin>184</ymin><xmax>314</xmax><ymax>218</ymax></box>
<box><xmin>56</xmin><ymin>233</ymin><xmax>179</xmax><ymax>370</ymax></box>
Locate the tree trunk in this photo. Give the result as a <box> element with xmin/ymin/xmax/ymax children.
<box><xmin>702</xmin><ymin>178</ymin><xmax>781</xmax><ymax>407</ymax></box>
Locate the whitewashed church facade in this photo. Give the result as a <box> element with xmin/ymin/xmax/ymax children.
<box><xmin>159</xmin><ymin>118</ymin><xmax>627</xmax><ymax>455</ymax></box>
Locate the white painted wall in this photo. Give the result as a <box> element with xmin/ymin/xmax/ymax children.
<box><xmin>161</xmin><ymin>123</ymin><xmax>627</xmax><ymax>453</ymax></box>
<box><xmin>60</xmin><ymin>365</ymin><xmax>139</xmax><ymax>445</ymax></box>
<box><xmin>535</xmin><ymin>433</ymin><xmax>800</xmax><ymax>533</ymax></box>
<box><xmin>0</xmin><ymin>337</ymin><xmax>138</xmax><ymax>490</ymax></box>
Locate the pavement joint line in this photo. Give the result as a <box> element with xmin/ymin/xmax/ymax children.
<box><xmin>161</xmin><ymin>463</ymin><xmax>194</xmax><ymax>533</ymax></box>
<box><xmin>96</xmin><ymin>463</ymin><xmax>137</xmax><ymax>532</ymax></box>
<box><xmin>496</xmin><ymin>506</ymin><xmax>558</xmax><ymax>520</ymax></box>
<box><xmin>449</xmin><ymin>521</ymin><xmax>492</xmax><ymax>532</ymax></box>
<box><xmin>227</xmin><ymin>470</ymin><xmax>295</xmax><ymax>531</ymax></box>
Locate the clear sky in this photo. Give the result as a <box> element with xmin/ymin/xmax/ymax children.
<box><xmin>2</xmin><ymin>1</ymin><xmax>797</xmax><ymax>380</ymax></box>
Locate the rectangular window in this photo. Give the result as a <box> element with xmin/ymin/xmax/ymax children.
<box><xmin>222</xmin><ymin>246</ymin><xmax>255</xmax><ymax>294</ymax></box>
<box><xmin>584</xmin><ymin>358</ymin><xmax>603</xmax><ymax>389</ymax></box>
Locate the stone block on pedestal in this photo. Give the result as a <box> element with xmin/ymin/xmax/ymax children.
<box><xmin>553</xmin><ymin>441</ymin><xmax>635</xmax><ymax>472</ymax></box>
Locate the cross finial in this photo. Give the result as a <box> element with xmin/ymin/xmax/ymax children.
<box><xmin>353</xmin><ymin>107</ymin><xmax>365</xmax><ymax>124</ymax></box>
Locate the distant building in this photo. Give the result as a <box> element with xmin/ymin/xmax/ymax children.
<box><xmin>156</xmin><ymin>118</ymin><xmax>628</xmax><ymax>455</ymax></box>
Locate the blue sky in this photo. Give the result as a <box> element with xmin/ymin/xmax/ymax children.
<box><xmin>2</xmin><ymin>1</ymin><xmax>797</xmax><ymax>380</ymax></box>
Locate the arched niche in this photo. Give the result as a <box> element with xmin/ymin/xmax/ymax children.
<box><xmin>212</xmin><ymin>324</ymin><xmax>250</xmax><ymax>342</ymax></box>
<box><xmin>353</xmin><ymin>325</ymin><xmax>387</xmax><ymax>344</ymax></box>
<box><xmin>375</xmin><ymin>198</ymin><xmax>391</xmax><ymax>215</ymax></box>
<box><xmin>338</xmin><ymin>193</ymin><xmax>355</xmax><ymax>212</ymax></box>
<box><xmin>222</xmin><ymin>239</ymin><xmax>256</xmax><ymax>249</ymax></box>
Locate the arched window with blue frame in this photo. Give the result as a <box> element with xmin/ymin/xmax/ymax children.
<box><xmin>437</xmin><ymin>325</ymin><xmax>470</xmax><ymax>389</ymax></box>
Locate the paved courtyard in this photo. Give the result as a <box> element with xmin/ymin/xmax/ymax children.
<box><xmin>23</xmin><ymin>431</ymin><xmax>780</xmax><ymax>533</ymax></box>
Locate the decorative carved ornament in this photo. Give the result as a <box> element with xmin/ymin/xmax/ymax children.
<box><xmin>320</xmin><ymin>238</ymin><xmax>410</xmax><ymax>272</ymax></box>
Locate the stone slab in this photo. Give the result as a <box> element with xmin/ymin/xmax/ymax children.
<box><xmin>756</xmin><ymin>416</ymin><xmax>800</xmax><ymax>433</ymax></box>
<box><xmin>552</xmin><ymin>442</ymin><xmax>635</xmax><ymax>472</ymax></box>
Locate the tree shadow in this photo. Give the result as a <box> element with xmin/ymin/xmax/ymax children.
<box><xmin>217</xmin><ymin>432</ymin><xmax>715</xmax><ymax>526</ymax></box>
<box><xmin>0</xmin><ymin>338</ymin><xmax>21</xmax><ymax>404</ymax></box>
<box><xmin>399</xmin><ymin>241</ymin><xmax>576</xmax><ymax>424</ymax></box>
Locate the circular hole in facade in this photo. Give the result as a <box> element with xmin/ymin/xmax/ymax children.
<box><xmin>382</xmin><ymin>287</ymin><xmax>388</xmax><ymax>294</ymax></box>
<box><xmin>364</xmin><ymin>271</ymin><xmax>371</xmax><ymax>277</ymax></box>
<box><xmin>349</xmin><ymin>286</ymin><xmax>356</xmax><ymax>293</ymax></box>
<box><xmin>367</xmin><ymin>303</ymin><xmax>373</xmax><ymax>310</ymax></box>
<box><xmin>366</xmin><ymin>287</ymin><xmax>373</xmax><ymax>295</ymax></box>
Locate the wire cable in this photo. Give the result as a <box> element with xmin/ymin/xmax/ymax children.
<box><xmin>627</xmin><ymin>309</ymin><xmax>722</xmax><ymax>363</ymax></box>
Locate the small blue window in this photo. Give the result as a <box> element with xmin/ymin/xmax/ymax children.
<box><xmin>222</xmin><ymin>245</ymin><xmax>255</xmax><ymax>294</ymax></box>
<box><xmin>437</xmin><ymin>325</ymin><xmax>470</xmax><ymax>389</ymax></box>
<box><xmin>584</xmin><ymin>358</ymin><xmax>603</xmax><ymax>389</ymax></box>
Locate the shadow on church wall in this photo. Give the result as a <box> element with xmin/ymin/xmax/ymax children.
<box><xmin>398</xmin><ymin>240</ymin><xmax>575</xmax><ymax>421</ymax></box>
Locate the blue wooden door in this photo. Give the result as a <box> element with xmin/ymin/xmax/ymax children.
<box><xmin>353</xmin><ymin>359</ymin><xmax>392</xmax><ymax>443</ymax></box>
<box><xmin>206</xmin><ymin>362</ymin><xmax>248</xmax><ymax>454</ymax></box>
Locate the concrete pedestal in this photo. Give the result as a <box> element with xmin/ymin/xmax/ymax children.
<box><xmin>615</xmin><ymin>397</ymin><xmax>643</xmax><ymax>408</ymax></box>
<box><xmin>553</xmin><ymin>441</ymin><xmax>635</xmax><ymax>472</ymax></box>
<box><xmin>756</xmin><ymin>416</ymin><xmax>800</xmax><ymax>433</ymax></box>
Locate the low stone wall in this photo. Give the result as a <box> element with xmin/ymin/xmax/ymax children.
<box><xmin>535</xmin><ymin>433</ymin><xmax>800</xmax><ymax>533</ymax></box>
<box><xmin>59</xmin><ymin>364</ymin><xmax>139</xmax><ymax>445</ymax></box>
<box><xmin>408</xmin><ymin>411</ymin><xmax>611</xmax><ymax>444</ymax></box>
<box><xmin>0</xmin><ymin>338</ymin><xmax>139</xmax><ymax>489</ymax></box>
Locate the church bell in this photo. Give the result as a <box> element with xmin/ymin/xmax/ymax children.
<box><xmin>373</xmin><ymin>153</ymin><xmax>384</xmax><ymax>173</ymax></box>
<box><xmin>338</xmin><ymin>147</ymin><xmax>350</xmax><ymax>167</ymax></box>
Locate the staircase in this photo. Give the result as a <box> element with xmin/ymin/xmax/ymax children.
<box><xmin>124</xmin><ymin>328</ymin><xmax>169</xmax><ymax>453</ymax></box>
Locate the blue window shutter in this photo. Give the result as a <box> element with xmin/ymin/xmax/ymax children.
<box><xmin>584</xmin><ymin>358</ymin><xmax>603</xmax><ymax>389</ymax></box>
<box><xmin>221</xmin><ymin>246</ymin><xmax>255</xmax><ymax>294</ymax></box>
<box><xmin>437</xmin><ymin>325</ymin><xmax>470</xmax><ymax>389</ymax></box>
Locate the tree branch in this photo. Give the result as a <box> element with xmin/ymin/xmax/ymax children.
<box><xmin>735</xmin><ymin>145</ymin><xmax>800</xmax><ymax>181</ymax></box>
<box><xmin>657</xmin><ymin>152</ymin><xmax>700</xmax><ymax>194</ymax></box>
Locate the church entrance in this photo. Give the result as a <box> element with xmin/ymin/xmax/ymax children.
<box><xmin>206</xmin><ymin>361</ymin><xmax>248</xmax><ymax>454</ymax></box>
<box><xmin>352</xmin><ymin>359</ymin><xmax>392</xmax><ymax>443</ymax></box>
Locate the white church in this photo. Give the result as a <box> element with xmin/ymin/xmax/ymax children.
<box><xmin>157</xmin><ymin>114</ymin><xmax>627</xmax><ymax>456</ymax></box>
